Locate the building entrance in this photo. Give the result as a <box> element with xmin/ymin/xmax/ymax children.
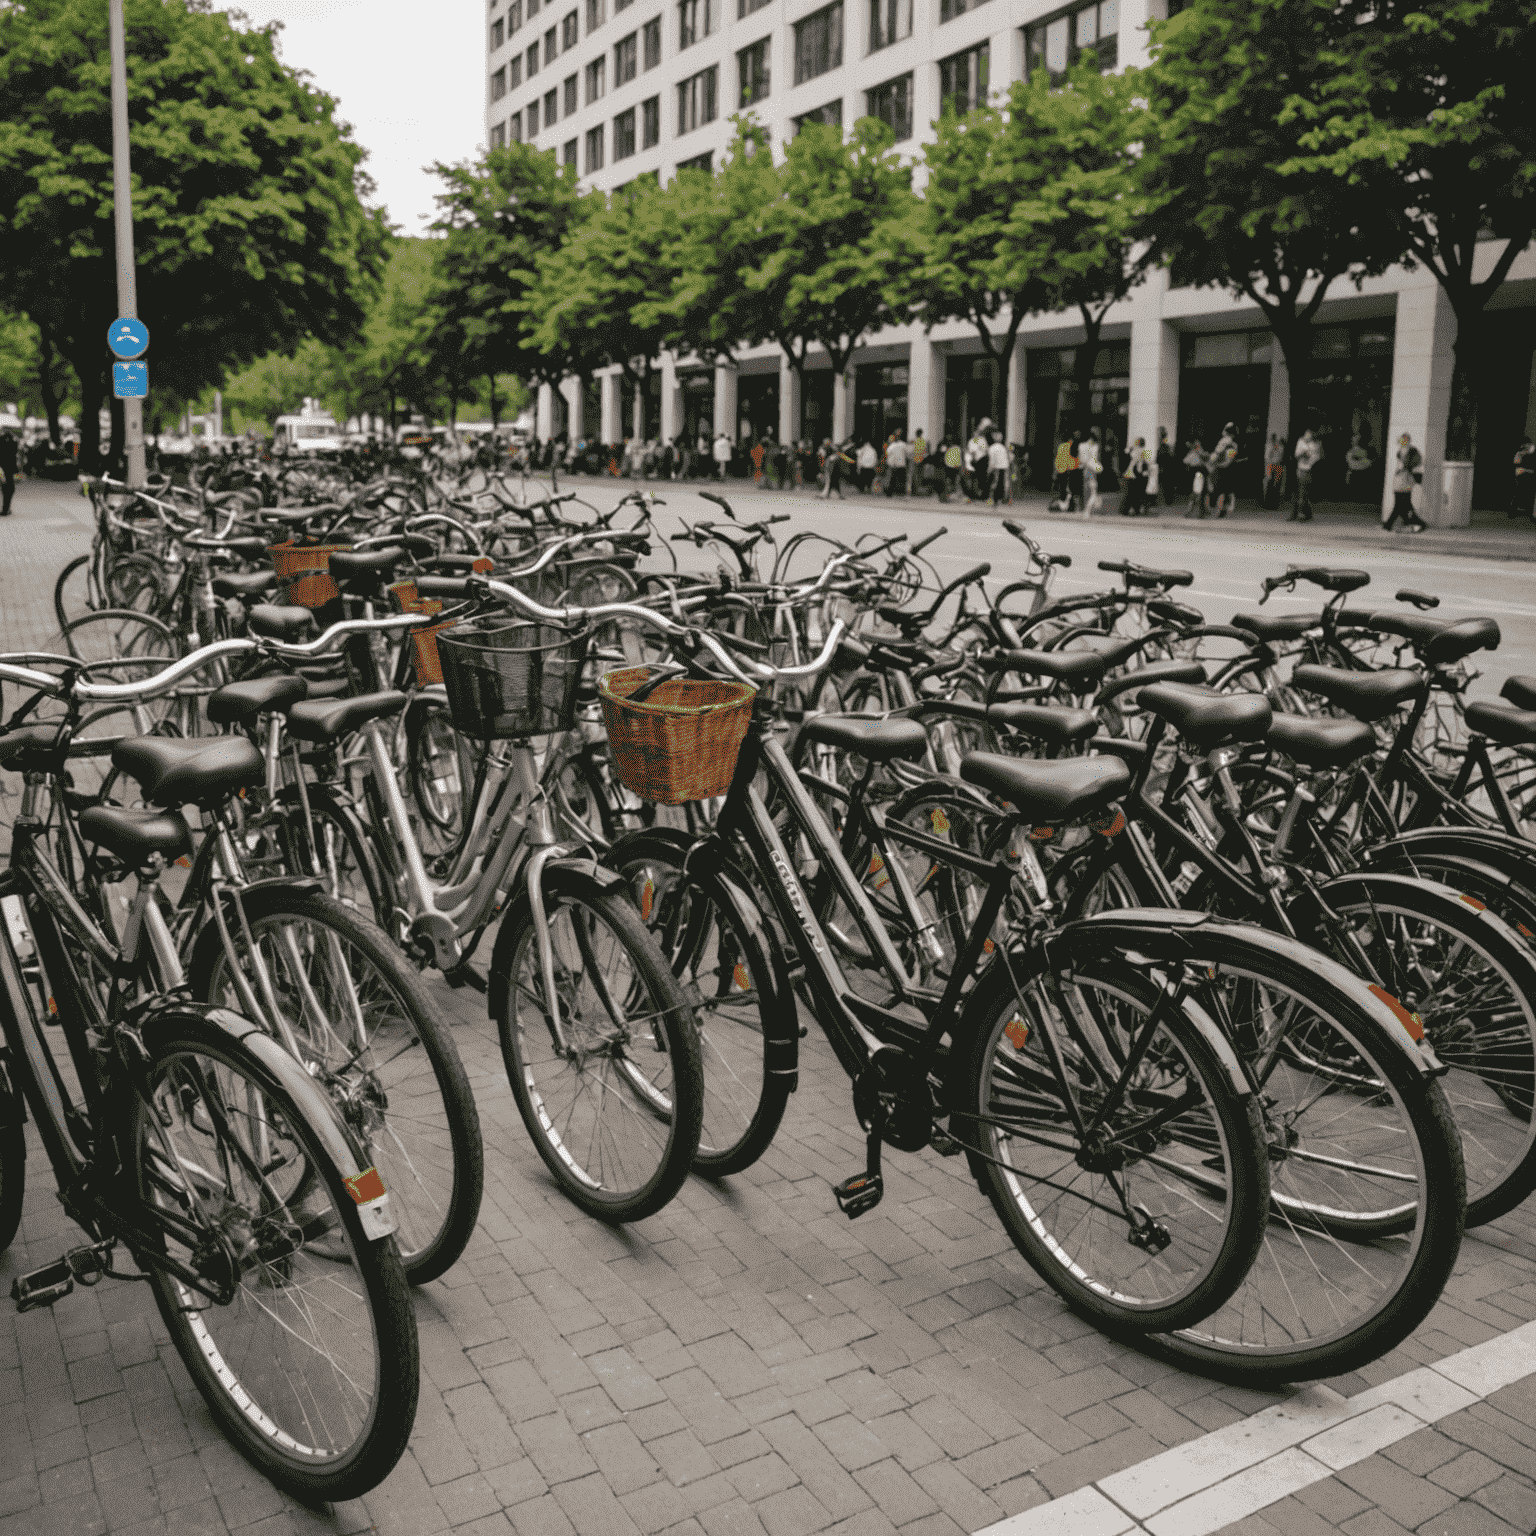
<box><xmin>855</xmin><ymin>364</ymin><xmax>908</xmax><ymax>449</ymax></box>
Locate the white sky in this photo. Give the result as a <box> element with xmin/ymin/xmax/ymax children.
<box><xmin>221</xmin><ymin>0</ymin><xmax>484</xmax><ymax>234</ymax></box>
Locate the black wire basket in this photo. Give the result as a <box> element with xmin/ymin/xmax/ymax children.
<box><xmin>435</xmin><ymin>621</ymin><xmax>589</xmax><ymax>739</ymax></box>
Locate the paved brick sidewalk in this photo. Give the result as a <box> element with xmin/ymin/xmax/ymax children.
<box><xmin>0</xmin><ymin>474</ymin><xmax>1535</xmax><ymax>1536</ymax></box>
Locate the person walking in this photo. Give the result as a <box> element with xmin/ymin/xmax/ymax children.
<box><xmin>884</xmin><ymin>432</ymin><xmax>909</xmax><ymax>496</ymax></box>
<box><xmin>821</xmin><ymin>439</ymin><xmax>848</xmax><ymax>499</ymax></box>
<box><xmin>1262</xmin><ymin>433</ymin><xmax>1285</xmax><ymax>510</ymax></box>
<box><xmin>1291</xmin><ymin>428</ymin><xmax>1323</xmax><ymax>523</ymax></box>
<box><xmin>1119</xmin><ymin>437</ymin><xmax>1148</xmax><ymax>516</ymax></box>
<box><xmin>1510</xmin><ymin>437</ymin><xmax>1536</xmax><ymax>521</ymax></box>
<box><xmin>966</xmin><ymin>422</ymin><xmax>992</xmax><ymax>502</ymax></box>
<box><xmin>1210</xmin><ymin>422</ymin><xmax>1240</xmax><ymax>518</ymax></box>
<box><xmin>940</xmin><ymin>436</ymin><xmax>962</xmax><ymax>502</ymax></box>
<box><xmin>1183</xmin><ymin>440</ymin><xmax>1208</xmax><ymax>519</ymax></box>
<box><xmin>1156</xmin><ymin>427</ymin><xmax>1176</xmax><ymax>505</ymax></box>
<box><xmin>1345</xmin><ymin>434</ymin><xmax>1373</xmax><ymax>499</ymax></box>
<box><xmin>1383</xmin><ymin>433</ymin><xmax>1428</xmax><ymax>533</ymax></box>
<box><xmin>856</xmin><ymin>437</ymin><xmax>878</xmax><ymax>494</ymax></box>
<box><xmin>911</xmin><ymin>428</ymin><xmax>928</xmax><ymax>496</ymax></box>
<box><xmin>1079</xmin><ymin>431</ymin><xmax>1103</xmax><ymax>517</ymax></box>
<box><xmin>1050</xmin><ymin>434</ymin><xmax>1077</xmax><ymax>511</ymax></box>
<box><xmin>749</xmin><ymin>436</ymin><xmax>766</xmax><ymax>485</ymax></box>
<box><xmin>0</xmin><ymin>428</ymin><xmax>16</xmax><ymax>517</ymax></box>
<box><xmin>712</xmin><ymin>430</ymin><xmax>733</xmax><ymax>480</ymax></box>
<box><xmin>986</xmin><ymin>431</ymin><xmax>1010</xmax><ymax>505</ymax></box>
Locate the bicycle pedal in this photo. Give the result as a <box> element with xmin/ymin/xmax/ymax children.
<box><xmin>832</xmin><ymin>1170</ymin><xmax>884</xmax><ymax>1218</ymax></box>
<box><xmin>12</xmin><ymin>1258</ymin><xmax>74</xmax><ymax>1312</ymax></box>
<box><xmin>929</xmin><ymin>1128</ymin><xmax>964</xmax><ymax>1157</ymax></box>
<box><xmin>443</xmin><ymin>964</ymin><xmax>488</xmax><ymax>994</ymax></box>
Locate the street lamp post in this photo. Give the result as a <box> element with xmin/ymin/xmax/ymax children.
<box><xmin>108</xmin><ymin>0</ymin><xmax>146</xmax><ymax>488</ymax></box>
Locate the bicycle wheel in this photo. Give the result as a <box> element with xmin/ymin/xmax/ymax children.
<box><xmin>958</xmin><ymin>936</ymin><xmax>1270</xmax><ymax>1334</ymax></box>
<box><xmin>606</xmin><ymin>830</ymin><xmax>792</xmax><ymax>1175</ymax></box>
<box><xmin>405</xmin><ymin>694</ymin><xmax>473</xmax><ymax>854</ymax></box>
<box><xmin>125</xmin><ymin>1007</ymin><xmax>418</xmax><ymax>1499</ymax></box>
<box><xmin>268</xmin><ymin>781</ymin><xmax>389</xmax><ymax>929</ymax></box>
<box><xmin>187</xmin><ymin>887</ymin><xmax>483</xmax><ymax>1284</ymax></box>
<box><xmin>0</xmin><ymin>1111</ymin><xmax>24</xmax><ymax>1255</ymax></box>
<box><xmin>492</xmin><ymin>866</ymin><xmax>704</xmax><ymax>1221</ymax></box>
<box><xmin>53</xmin><ymin>553</ymin><xmax>99</xmax><ymax>631</ymax></box>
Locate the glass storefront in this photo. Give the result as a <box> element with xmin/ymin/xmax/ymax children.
<box><xmin>738</xmin><ymin>373</ymin><xmax>780</xmax><ymax>442</ymax></box>
<box><xmin>678</xmin><ymin>368</ymin><xmax>714</xmax><ymax>443</ymax></box>
<box><xmin>855</xmin><ymin>363</ymin><xmax>908</xmax><ymax>448</ymax></box>
<box><xmin>802</xmin><ymin>370</ymin><xmax>834</xmax><ymax>444</ymax></box>
<box><xmin>944</xmin><ymin>355</ymin><xmax>998</xmax><ymax>447</ymax></box>
<box><xmin>1025</xmin><ymin>345</ymin><xmax>1130</xmax><ymax>490</ymax></box>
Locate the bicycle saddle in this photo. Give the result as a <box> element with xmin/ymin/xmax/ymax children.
<box><xmin>0</xmin><ymin>723</ymin><xmax>70</xmax><ymax>773</ymax></box>
<box><xmin>211</xmin><ymin>569</ymin><xmax>278</xmax><ymax>600</ymax></box>
<box><xmin>207</xmin><ymin>673</ymin><xmax>310</xmax><ymax>727</ymax></box>
<box><xmin>1465</xmin><ymin>699</ymin><xmax>1536</xmax><ymax>748</ymax></box>
<box><xmin>1231</xmin><ymin>612</ymin><xmax>1319</xmax><ymax>643</ymax></box>
<box><xmin>77</xmin><ymin>805</ymin><xmax>192</xmax><ymax>865</ymax></box>
<box><xmin>1291</xmin><ymin>567</ymin><xmax>1370</xmax><ymax>593</ymax></box>
<box><xmin>1363</xmin><ymin>611</ymin><xmax>1448</xmax><ymax>646</ymax></box>
<box><xmin>799</xmin><ymin>714</ymin><xmax>928</xmax><ymax>763</ymax></box>
<box><xmin>959</xmin><ymin>752</ymin><xmax>1129</xmax><ymax>824</ymax></box>
<box><xmin>113</xmin><ymin>735</ymin><xmax>264</xmax><ymax>808</ymax></box>
<box><xmin>329</xmin><ymin>548</ymin><xmax>406</xmax><ymax>590</ymax></box>
<box><xmin>1422</xmin><ymin>617</ymin><xmax>1500</xmax><ymax>665</ymax></box>
<box><xmin>1137</xmin><ymin>683</ymin><xmax>1273</xmax><ymax>751</ymax></box>
<box><xmin>988</xmin><ymin>704</ymin><xmax>1098</xmax><ymax>754</ymax></box>
<box><xmin>1265</xmin><ymin>713</ymin><xmax>1376</xmax><ymax>770</ymax></box>
<box><xmin>999</xmin><ymin>648</ymin><xmax>1105</xmax><ymax>687</ymax></box>
<box><xmin>249</xmin><ymin>604</ymin><xmax>318</xmax><ymax>641</ymax></box>
<box><xmin>286</xmin><ymin>690</ymin><xmax>407</xmax><ymax>745</ymax></box>
<box><xmin>192</xmin><ymin>534</ymin><xmax>270</xmax><ymax>559</ymax></box>
<box><xmin>1501</xmin><ymin>676</ymin><xmax>1536</xmax><ymax>713</ymax></box>
<box><xmin>1147</xmin><ymin>598</ymin><xmax>1204</xmax><ymax>628</ymax></box>
<box><xmin>1290</xmin><ymin>664</ymin><xmax>1423</xmax><ymax>722</ymax></box>
<box><xmin>1097</xmin><ymin>659</ymin><xmax>1205</xmax><ymax>704</ymax></box>
<box><xmin>296</xmin><ymin>663</ymin><xmax>352</xmax><ymax>700</ymax></box>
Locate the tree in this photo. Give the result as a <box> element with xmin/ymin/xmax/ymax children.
<box><xmin>1142</xmin><ymin>0</ymin><xmax>1401</xmax><ymax>472</ymax></box>
<box><xmin>1279</xmin><ymin>0</ymin><xmax>1536</xmax><ymax>459</ymax></box>
<box><xmin>0</xmin><ymin>0</ymin><xmax>387</xmax><ymax>470</ymax></box>
<box><xmin>221</xmin><ymin>341</ymin><xmax>334</xmax><ymax>435</ymax></box>
<box><xmin>0</xmin><ymin>310</ymin><xmax>75</xmax><ymax>442</ymax></box>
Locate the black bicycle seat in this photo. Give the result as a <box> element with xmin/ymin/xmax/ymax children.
<box><xmin>1465</xmin><ymin>700</ymin><xmax>1536</xmax><ymax>749</ymax></box>
<box><xmin>113</xmin><ymin>735</ymin><xmax>264</xmax><ymax>808</ymax></box>
<box><xmin>1290</xmin><ymin>567</ymin><xmax>1370</xmax><ymax>593</ymax></box>
<box><xmin>799</xmin><ymin>715</ymin><xmax>928</xmax><ymax>764</ymax></box>
<box><xmin>987</xmin><ymin>704</ymin><xmax>1098</xmax><ymax>753</ymax></box>
<box><xmin>329</xmin><ymin>548</ymin><xmax>405</xmax><ymax>590</ymax></box>
<box><xmin>1364</xmin><ymin>611</ymin><xmax>1448</xmax><ymax>646</ymax></box>
<box><xmin>1147</xmin><ymin>599</ymin><xmax>1204</xmax><ymax>628</ymax></box>
<box><xmin>207</xmin><ymin>674</ymin><xmax>309</xmax><ymax>727</ymax></box>
<box><xmin>1423</xmin><ymin>617</ymin><xmax>1500</xmax><ymax>665</ymax></box>
<box><xmin>77</xmin><ymin>805</ymin><xmax>192</xmax><ymax>865</ymax></box>
<box><xmin>1097</xmin><ymin>659</ymin><xmax>1205</xmax><ymax>704</ymax></box>
<box><xmin>286</xmin><ymin>690</ymin><xmax>407</xmax><ymax>745</ymax></box>
<box><xmin>0</xmin><ymin>723</ymin><xmax>69</xmax><ymax>773</ymax></box>
<box><xmin>1290</xmin><ymin>665</ymin><xmax>1423</xmax><ymax>722</ymax></box>
<box><xmin>959</xmin><ymin>752</ymin><xmax>1129</xmax><ymax>824</ymax></box>
<box><xmin>249</xmin><ymin>604</ymin><xmax>319</xmax><ymax>641</ymax></box>
<box><xmin>211</xmin><ymin>569</ymin><xmax>278</xmax><ymax>600</ymax></box>
<box><xmin>1266</xmin><ymin>713</ymin><xmax>1376</xmax><ymax>770</ymax></box>
<box><xmin>1231</xmin><ymin>612</ymin><xmax>1319</xmax><ymax>643</ymax></box>
<box><xmin>1501</xmin><ymin>676</ymin><xmax>1536</xmax><ymax>713</ymax></box>
<box><xmin>1137</xmin><ymin>683</ymin><xmax>1273</xmax><ymax>752</ymax></box>
<box><xmin>999</xmin><ymin>648</ymin><xmax>1105</xmax><ymax>688</ymax></box>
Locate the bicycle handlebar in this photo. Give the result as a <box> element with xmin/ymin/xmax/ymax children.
<box><xmin>909</xmin><ymin>526</ymin><xmax>947</xmax><ymax>555</ymax></box>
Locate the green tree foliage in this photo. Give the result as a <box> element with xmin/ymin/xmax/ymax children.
<box><xmin>0</xmin><ymin>310</ymin><xmax>76</xmax><ymax>442</ymax></box>
<box><xmin>0</xmin><ymin>0</ymin><xmax>386</xmax><ymax>469</ymax></box>
<box><xmin>1142</xmin><ymin>0</ymin><xmax>1401</xmax><ymax>457</ymax></box>
<box><xmin>1278</xmin><ymin>0</ymin><xmax>1536</xmax><ymax>456</ymax></box>
<box><xmin>220</xmin><ymin>340</ymin><xmax>334</xmax><ymax>435</ymax></box>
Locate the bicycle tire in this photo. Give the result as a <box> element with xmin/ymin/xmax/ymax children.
<box><xmin>605</xmin><ymin>829</ymin><xmax>793</xmax><ymax>1175</ymax></box>
<box><xmin>489</xmin><ymin>865</ymin><xmax>704</xmax><ymax>1221</ymax></box>
<box><xmin>53</xmin><ymin>553</ymin><xmax>96</xmax><ymax>631</ymax></box>
<box><xmin>125</xmin><ymin>1005</ymin><xmax>419</xmax><ymax>1500</ymax></box>
<box><xmin>270</xmin><ymin>780</ymin><xmax>390</xmax><ymax>931</ymax></box>
<box><xmin>957</xmin><ymin>934</ymin><xmax>1271</xmax><ymax>1334</ymax></box>
<box><xmin>405</xmin><ymin>693</ymin><xmax>472</xmax><ymax>854</ymax></box>
<box><xmin>0</xmin><ymin>1114</ymin><xmax>24</xmax><ymax>1256</ymax></box>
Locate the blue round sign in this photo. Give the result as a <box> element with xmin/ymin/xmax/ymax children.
<box><xmin>107</xmin><ymin>317</ymin><xmax>149</xmax><ymax>360</ymax></box>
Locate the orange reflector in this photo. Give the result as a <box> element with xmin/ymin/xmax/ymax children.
<box><xmin>1029</xmin><ymin>827</ymin><xmax>1055</xmax><ymax>842</ymax></box>
<box><xmin>732</xmin><ymin>963</ymin><xmax>750</xmax><ymax>990</ymax></box>
<box><xmin>1090</xmin><ymin>810</ymin><xmax>1126</xmax><ymax>838</ymax></box>
<box><xmin>983</xmin><ymin>938</ymin><xmax>995</xmax><ymax>954</ymax></box>
<box><xmin>1368</xmin><ymin>984</ymin><xmax>1425</xmax><ymax>1042</ymax></box>
<box><xmin>930</xmin><ymin>808</ymin><xmax>950</xmax><ymax>833</ymax></box>
<box><xmin>868</xmin><ymin>852</ymin><xmax>885</xmax><ymax>876</ymax></box>
<box><xmin>640</xmin><ymin>878</ymin><xmax>654</xmax><ymax>923</ymax></box>
<box><xmin>1520</xmin><ymin>923</ymin><xmax>1535</xmax><ymax>939</ymax></box>
<box><xmin>1460</xmin><ymin>894</ymin><xmax>1487</xmax><ymax>911</ymax></box>
<box><xmin>344</xmin><ymin>1167</ymin><xmax>387</xmax><ymax>1204</ymax></box>
<box><xmin>472</xmin><ymin>557</ymin><xmax>495</xmax><ymax>573</ymax></box>
<box><xmin>46</xmin><ymin>996</ymin><xmax>57</xmax><ymax>1016</ymax></box>
<box><xmin>1004</xmin><ymin>1017</ymin><xmax>1029</xmax><ymax>1051</ymax></box>
<box><xmin>175</xmin><ymin>856</ymin><xmax>191</xmax><ymax>868</ymax></box>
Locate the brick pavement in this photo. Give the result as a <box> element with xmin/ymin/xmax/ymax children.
<box><xmin>0</xmin><ymin>474</ymin><xmax>1535</xmax><ymax>1536</ymax></box>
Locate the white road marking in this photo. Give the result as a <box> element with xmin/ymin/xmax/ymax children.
<box><xmin>973</xmin><ymin>1319</ymin><xmax>1536</xmax><ymax>1536</ymax></box>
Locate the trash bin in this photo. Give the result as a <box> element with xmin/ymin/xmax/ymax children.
<box><xmin>1432</xmin><ymin>461</ymin><xmax>1474</xmax><ymax>528</ymax></box>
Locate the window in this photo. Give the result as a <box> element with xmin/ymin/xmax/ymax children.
<box><xmin>794</xmin><ymin>2</ymin><xmax>843</xmax><ymax>85</ymax></box>
<box><xmin>868</xmin><ymin>0</ymin><xmax>911</xmax><ymax>51</ymax></box>
<box><xmin>617</xmin><ymin>0</ymin><xmax>634</xmax><ymax>11</ymax></box>
<box><xmin>528</xmin><ymin>40</ymin><xmax>540</xmax><ymax>73</ymax></box>
<box><xmin>738</xmin><ymin>0</ymin><xmax>770</xmax><ymax>15</ymax></box>
<box><xmin>491</xmin><ymin>17</ymin><xmax>505</xmax><ymax>48</ymax></box>
<box><xmin>510</xmin><ymin>0</ymin><xmax>523</xmax><ymax>31</ymax></box>
<box><xmin>564</xmin><ymin>73</ymin><xmax>579</xmax><ymax>113</ymax></box>
<box><xmin>614</xmin><ymin>105</ymin><xmax>637</xmax><ymax>157</ymax></box>
<box><xmin>491</xmin><ymin>66</ymin><xmax>507</xmax><ymax>100</ymax></box>
<box><xmin>491</xmin><ymin>121</ymin><xmax>507</xmax><ymax>147</ymax></box>
<box><xmin>510</xmin><ymin>109</ymin><xmax>524</xmax><ymax>140</ymax></box>
<box><xmin>865</xmin><ymin>72</ymin><xmax>911</xmax><ymax>139</ymax></box>
<box><xmin>562</xmin><ymin>10</ymin><xmax>579</xmax><ymax>46</ymax></box>
<box><xmin>678</xmin><ymin>0</ymin><xmax>716</xmax><ymax>50</ymax></box>
<box><xmin>738</xmin><ymin>37</ymin><xmax>770</xmax><ymax>106</ymax></box>
<box><xmin>563</xmin><ymin>138</ymin><xmax>578</xmax><ymax>167</ymax></box>
<box><xmin>528</xmin><ymin>0</ymin><xmax>540</xmax><ymax>16</ymax></box>
<box><xmin>545</xmin><ymin>25</ymin><xmax>558</xmax><ymax>58</ymax></box>
<box><xmin>677</xmin><ymin>64</ymin><xmax>718</xmax><ymax>133</ymax></box>
<box><xmin>677</xmin><ymin>150</ymin><xmax>713</xmax><ymax>173</ymax></box>
<box><xmin>545</xmin><ymin>85</ymin><xmax>560</xmax><ymax>121</ymax></box>
<box><xmin>586</xmin><ymin>56</ymin><xmax>606</xmax><ymax>102</ymax></box>
<box><xmin>586</xmin><ymin>124</ymin><xmax>605</xmax><ymax>170</ymax></box>
<box><xmin>642</xmin><ymin>93</ymin><xmax>661</xmax><ymax>145</ymax></box>
<box><xmin>616</xmin><ymin>31</ymin><xmax>638</xmax><ymax>82</ymax></box>
<box><xmin>586</xmin><ymin>0</ymin><xmax>607</xmax><ymax>28</ymax></box>
<box><xmin>528</xmin><ymin>98</ymin><xmax>540</xmax><ymax>134</ymax></box>
<box><xmin>938</xmin><ymin>40</ymin><xmax>988</xmax><ymax>113</ymax></box>
<box><xmin>792</xmin><ymin>99</ymin><xmax>841</xmax><ymax>134</ymax></box>
<box><xmin>510</xmin><ymin>55</ymin><xmax>523</xmax><ymax>86</ymax></box>
<box><xmin>643</xmin><ymin>15</ymin><xmax>662</xmax><ymax>67</ymax></box>
<box><xmin>938</xmin><ymin>0</ymin><xmax>988</xmax><ymax>21</ymax></box>
<box><xmin>1024</xmin><ymin>0</ymin><xmax>1118</xmax><ymax>78</ymax></box>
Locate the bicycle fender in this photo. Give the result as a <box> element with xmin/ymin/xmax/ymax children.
<box><xmin>224</xmin><ymin>874</ymin><xmax>324</xmax><ymax>898</ymax></box>
<box><xmin>1362</xmin><ymin>827</ymin><xmax>1536</xmax><ymax>884</ymax></box>
<box><xmin>134</xmin><ymin>1001</ymin><xmax>398</xmax><ymax>1240</ymax></box>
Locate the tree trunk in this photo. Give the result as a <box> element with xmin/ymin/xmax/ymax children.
<box><xmin>1071</xmin><ymin>309</ymin><xmax>1107</xmax><ymax>442</ymax></box>
<box><xmin>1270</xmin><ymin>318</ymin><xmax>1312</xmax><ymax>513</ymax></box>
<box><xmin>37</xmin><ymin>322</ymin><xmax>63</xmax><ymax>446</ymax></box>
<box><xmin>73</xmin><ymin>355</ymin><xmax>107</xmax><ymax>475</ymax></box>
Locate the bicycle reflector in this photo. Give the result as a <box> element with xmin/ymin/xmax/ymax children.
<box><xmin>1368</xmin><ymin>985</ymin><xmax>1425</xmax><ymax>1042</ymax></box>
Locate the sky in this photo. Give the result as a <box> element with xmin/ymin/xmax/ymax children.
<box><xmin>220</xmin><ymin>0</ymin><xmax>485</xmax><ymax>235</ymax></box>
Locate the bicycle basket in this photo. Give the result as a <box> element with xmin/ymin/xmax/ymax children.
<box><xmin>268</xmin><ymin>541</ymin><xmax>350</xmax><ymax>609</ymax></box>
<box><xmin>436</xmin><ymin>621</ymin><xmax>588</xmax><ymax>738</ymax></box>
<box><xmin>598</xmin><ymin>667</ymin><xmax>756</xmax><ymax>805</ymax></box>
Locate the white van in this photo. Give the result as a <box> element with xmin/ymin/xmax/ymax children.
<box><xmin>274</xmin><ymin>411</ymin><xmax>344</xmax><ymax>455</ymax></box>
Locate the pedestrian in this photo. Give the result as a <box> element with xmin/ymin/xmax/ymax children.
<box><xmin>0</xmin><ymin>427</ymin><xmax>16</xmax><ymax>517</ymax></box>
<box><xmin>1050</xmin><ymin>435</ymin><xmax>1076</xmax><ymax>511</ymax></box>
<box><xmin>1079</xmin><ymin>431</ymin><xmax>1103</xmax><ymax>517</ymax></box>
<box><xmin>1510</xmin><ymin>437</ymin><xmax>1536</xmax><ymax>521</ymax></box>
<box><xmin>911</xmin><ymin>427</ymin><xmax>928</xmax><ymax>496</ymax></box>
<box><xmin>772</xmin><ymin>438</ymin><xmax>790</xmax><ymax>489</ymax></box>
<box><xmin>750</xmin><ymin>436</ymin><xmax>767</xmax><ymax>485</ymax></box>
<box><xmin>713</xmin><ymin>429</ymin><xmax>732</xmax><ymax>480</ymax></box>
<box><xmin>1119</xmin><ymin>437</ymin><xmax>1148</xmax><ymax>516</ymax></box>
<box><xmin>821</xmin><ymin>438</ymin><xmax>847</xmax><ymax>499</ymax></box>
<box><xmin>1156</xmin><ymin>427</ymin><xmax>1176</xmax><ymax>505</ymax></box>
<box><xmin>856</xmin><ymin>437</ymin><xmax>878</xmax><ymax>494</ymax></box>
<box><xmin>1262</xmin><ymin>433</ymin><xmax>1285</xmax><ymax>510</ymax></box>
<box><xmin>884</xmin><ymin>431</ymin><xmax>909</xmax><ymax>496</ymax></box>
<box><xmin>940</xmin><ymin>436</ymin><xmax>962</xmax><ymax>502</ymax></box>
<box><xmin>967</xmin><ymin>421</ymin><xmax>992</xmax><ymax>502</ymax></box>
<box><xmin>1183</xmin><ymin>440</ymin><xmax>1208</xmax><ymax>519</ymax></box>
<box><xmin>799</xmin><ymin>439</ymin><xmax>818</xmax><ymax>489</ymax></box>
<box><xmin>1383</xmin><ymin>433</ymin><xmax>1428</xmax><ymax>533</ymax></box>
<box><xmin>1345</xmin><ymin>433</ymin><xmax>1373</xmax><ymax>499</ymax></box>
<box><xmin>1210</xmin><ymin>422</ymin><xmax>1240</xmax><ymax>518</ymax></box>
<box><xmin>696</xmin><ymin>428</ymin><xmax>710</xmax><ymax>477</ymax></box>
<box><xmin>1291</xmin><ymin>428</ymin><xmax>1323</xmax><ymax>523</ymax></box>
<box><xmin>986</xmin><ymin>431</ymin><xmax>1010</xmax><ymax>506</ymax></box>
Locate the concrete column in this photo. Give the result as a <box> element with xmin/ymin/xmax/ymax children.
<box><xmin>660</xmin><ymin>355</ymin><xmax>681</xmax><ymax>441</ymax></box>
<box><xmin>779</xmin><ymin>353</ymin><xmax>801</xmax><ymax>444</ymax></box>
<box><xmin>561</xmin><ymin>376</ymin><xmax>583</xmax><ymax>440</ymax></box>
<box><xmin>632</xmin><ymin>381</ymin><xmax>645</xmax><ymax>442</ymax></box>
<box><xmin>713</xmin><ymin>362</ymin><xmax>738</xmax><ymax>439</ymax></box>
<box><xmin>536</xmin><ymin>383</ymin><xmax>555</xmax><ymax>440</ymax></box>
<box><xmin>600</xmin><ymin>370</ymin><xmax>622</xmax><ymax>444</ymax></box>
<box><xmin>1128</xmin><ymin>269</ymin><xmax>1179</xmax><ymax>457</ymax></box>
<box><xmin>832</xmin><ymin>369</ymin><xmax>853</xmax><ymax>441</ymax></box>
<box><xmin>1382</xmin><ymin>281</ymin><xmax>1457</xmax><ymax>523</ymax></box>
<box><xmin>1005</xmin><ymin>343</ymin><xmax>1028</xmax><ymax>445</ymax></box>
<box><xmin>1266</xmin><ymin>344</ymin><xmax>1289</xmax><ymax>444</ymax></box>
<box><xmin>1118</xmin><ymin>0</ymin><xmax>1162</xmax><ymax>69</ymax></box>
<box><xmin>907</xmin><ymin>336</ymin><xmax>944</xmax><ymax>446</ymax></box>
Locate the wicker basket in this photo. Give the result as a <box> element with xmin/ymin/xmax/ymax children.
<box><xmin>269</xmin><ymin>541</ymin><xmax>351</xmax><ymax>609</ymax></box>
<box><xmin>436</xmin><ymin>621</ymin><xmax>588</xmax><ymax>739</ymax></box>
<box><xmin>411</xmin><ymin>619</ymin><xmax>457</xmax><ymax>687</ymax></box>
<box><xmin>599</xmin><ymin>667</ymin><xmax>756</xmax><ymax>805</ymax></box>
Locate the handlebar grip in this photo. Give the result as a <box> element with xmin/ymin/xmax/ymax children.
<box><xmin>957</xmin><ymin>562</ymin><xmax>991</xmax><ymax>585</ymax></box>
<box><xmin>767</xmin><ymin>514</ymin><xmax>790</xmax><ymax>526</ymax></box>
<box><xmin>1049</xmin><ymin>553</ymin><xmax>1072</xmax><ymax>568</ymax></box>
<box><xmin>1097</xmin><ymin>560</ymin><xmax>1129</xmax><ymax>574</ymax></box>
<box><xmin>910</xmin><ymin>526</ymin><xmax>947</xmax><ymax>554</ymax></box>
<box><xmin>1002</xmin><ymin>519</ymin><xmax>1026</xmax><ymax>539</ymax></box>
<box><xmin>1396</xmin><ymin>588</ymin><xmax>1440</xmax><ymax>610</ymax></box>
<box><xmin>670</xmin><ymin>532</ymin><xmax>695</xmax><ymax>542</ymax></box>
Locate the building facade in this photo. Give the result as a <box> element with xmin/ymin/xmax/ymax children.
<box><xmin>484</xmin><ymin>0</ymin><xmax>1536</xmax><ymax>516</ymax></box>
